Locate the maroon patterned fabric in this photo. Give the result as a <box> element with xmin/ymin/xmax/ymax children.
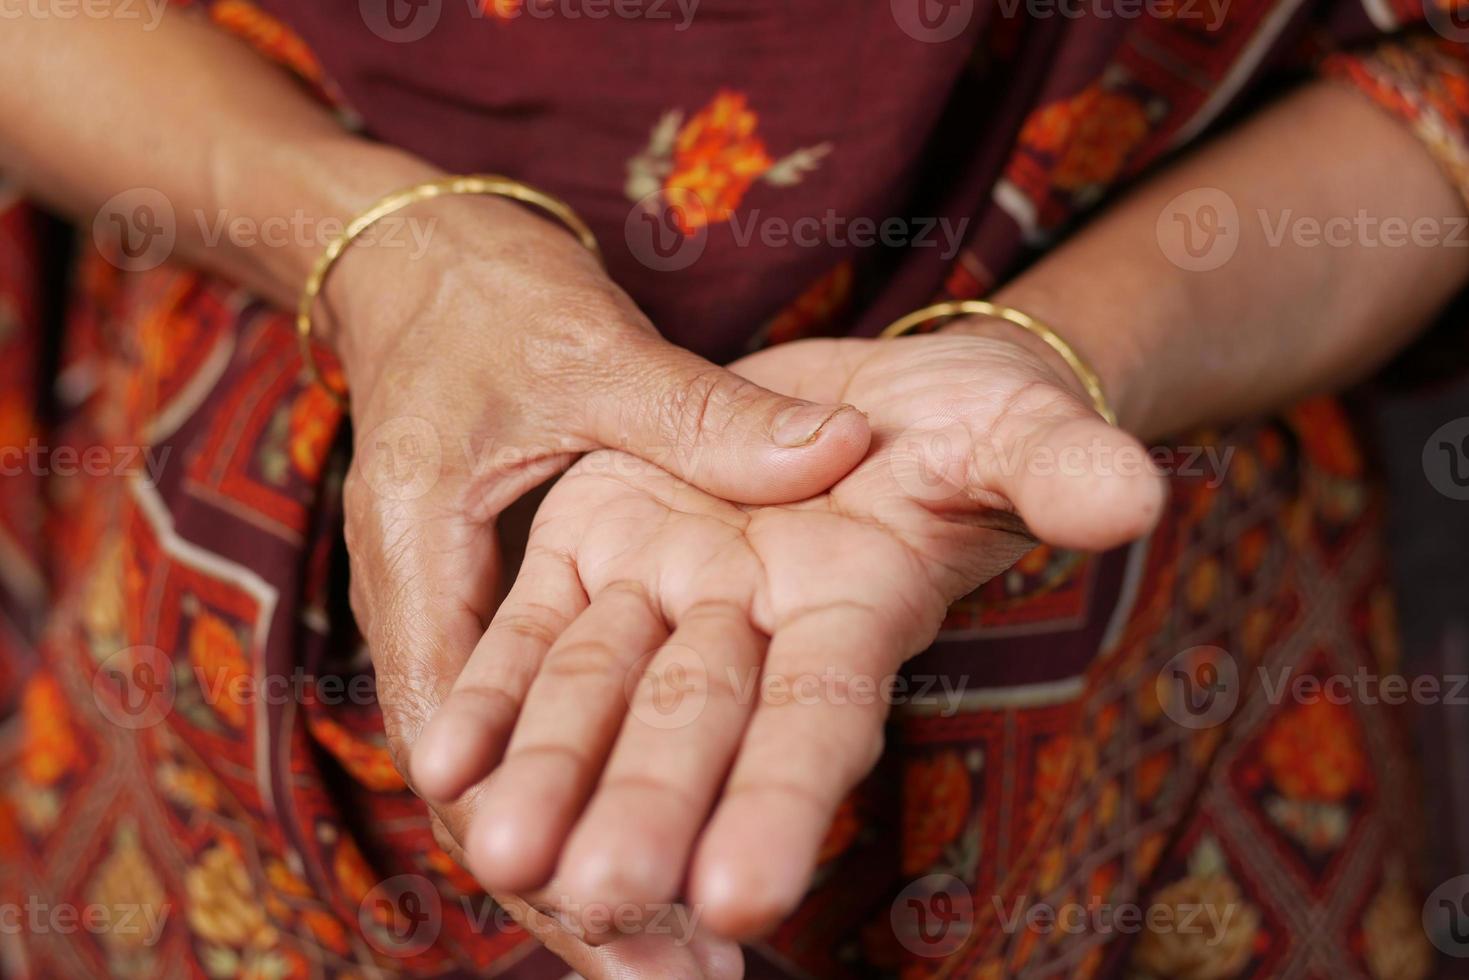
<box><xmin>0</xmin><ymin>0</ymin><xmax>1466</xmax><ymax>977</ymax></box>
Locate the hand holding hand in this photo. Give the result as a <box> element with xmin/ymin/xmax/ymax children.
<box><xmin>411</xmin><ymin>323</ymin><xmax>1166</xmax><ymax>936</ymax></box>
<box><xmin>324</xmin><ymin>196</ymin><xmax>869</xmax><ymax>911</ymax></box>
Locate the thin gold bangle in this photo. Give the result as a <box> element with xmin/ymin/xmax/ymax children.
<box><xmin>296</xmin><ymin>174</ymin><xmax>602</xmax><ymax>402</ymax></box>
<box><xmin>880</xmin><ymin>299</ymin><xmax>1118</xmax><ymax>427</ymax></box>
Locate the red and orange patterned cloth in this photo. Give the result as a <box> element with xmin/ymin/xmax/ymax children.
<box><xmin>1</xmin><ymin>1</ymin><xmax>1466</xmax><ymax>976</ymax></box>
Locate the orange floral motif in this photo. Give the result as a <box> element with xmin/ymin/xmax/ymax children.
<box><xmin>1131</xmin><ymin>873</ymin><xmax>1260</xmax><ymax>979</ymax></box>
<box><xmin>333</xmin><ymin>838</ymin><xmax>379</xmax><ymax>908</ymax></box>
<box><xmin>1026</xmin><ymin>736</ymin><xmax>1076</xmax><ymax>831</ymax></box>
<box><xmin>20</xmin><ymin>673</ymin><xmax>79</xmax><ymax>787</ymax></box>
<box><xmin>1261</xmin><ymin>697</ymin><xmax>1367</xmax><ymax>803</ymax></box>
<box><xmin>299</xmin><ymin>908</ymin><xmax>351</xmax><ymax>956</ymax></box>
<box><xmin>307</xmin><ymin>713</ymin><xmax>408</xmax><ymax>792</ymax></box>
<box><xmin>186</xmin><ymin>843</ymin><xmax>275</xmax><ymax>948</ymax></box>
<box><xmin>479</xmin><ymin>0</ymin><xmax>523</xmax><ymax>18</ymax></box>
<box><xmin>287</xmin><ymin>383</ymin><xmax>341</xmax><ymax>482</ymax></box>
<box><xmin>758</xmin><ymin>260</ymin><xmax>854</xmax><ymax>347</ymax></box>
<box><xmin>88</xmin><ymin>824</ymin><xmax>167</xmax><ymax>961</ymax></box>
<box><xmin>627</xmin><ymin>90</ymin><xmax>831</xmax><ymax>234</ymax></box>
<box><xmin>666</xmin><ymin>91</ymin><xmax>772</xmax><ymax>231</ymax></box>
<box><xmin>901</xmin><ymin>752</ymin><xmax>971</xmax><ymax>874</ymax></box>
<box><xmin>1137</xmin><ymin>751</ymin><xmax>1171</xmax><ymax>805</ymax></box>
<box><xmin>1086</xmin><ymin>861</ymin><xmax>1119</xmax><ymax>908</ymax></box>
<box><xmin>426</xmin><ymin>846</ymin><xmax>485</xmax><ymax>896</ymax></box>
<box><xmin>210</xmin><ymin>1</ymin><xmax>325</xmax><ymax>85</ymax></box>
<box><xmin>158</xmin><ymin>759</ymin><xmax>222</xmax><ymax>811</ymax></box>
<box><xmin>0</xmin><ymin>388</ymin><xmax>34</xmax><ymax>451</ymax></box>
<box><xmin>1363</xmin><ymin>876</ymin><xmax>1434</xmax><ymax>980</ymax></box>
<box><xmin>189</xmin><ymin>609</ymin><xmax>252</xmax><ymax>729</ymax></box>
<box><xmin>1019</xmin><ymin>87</ymin><xmax>1150</xmax><ymax>191</ymax></box>
<box><xmin>1236</xmin><ymin>525</ymin><xmax>1269</xmax><ymax>577</ymax></box>
<box><xmin>1287</xmin><ymin>396</ymin><xmax>1364</xmax><ymax>478</ymax></box>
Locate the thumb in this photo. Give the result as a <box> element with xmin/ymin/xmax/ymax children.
<box><xmin>585</xmin><ymin>337</ymin><xmax>870</xmax><ymax>505</ymax></box>
<box><xmin>984</xmin><ymin>407</ymin><xmax>1167</xmax><ymax>552</ymax></box>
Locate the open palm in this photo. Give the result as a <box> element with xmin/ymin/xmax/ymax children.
<box><xmin>411</xmin><ymin>328</ymin><xmax>1165</xmax><ymax>939</ymax></box>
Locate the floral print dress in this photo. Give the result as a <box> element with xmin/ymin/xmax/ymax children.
<box><xmin>1</xmin><ymin>0</ymin><xmax>1467</xmax><ymax>977</ymax></box>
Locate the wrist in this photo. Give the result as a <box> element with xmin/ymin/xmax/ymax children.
<box><xmin>311</xmin><ymin>177</ymin><xmax>605</xmax><ymax>389</ymax></box>
<box><xmin>968</xmin><ymin>282</ymin><xmax>1164</xmax><ymax>439</ymax></box>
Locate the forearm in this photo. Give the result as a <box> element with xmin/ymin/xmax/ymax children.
<box><xmin>983</xmin><ymin>81</ymin><xmax>1469</xmax><ymax>442</ymax></box>
<box><xmin>0</xmin><ymin>4</ymin><xmax>443</xmax><ymax>325</ymax></box>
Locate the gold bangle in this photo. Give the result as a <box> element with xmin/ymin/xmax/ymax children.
<box><xmin>880</xmin><ymin>299</ymin><xmax>1118</xmax><ymax>427</ymax></box>
<box><xmin>296</xmin><ymin>174</ymin><xmax>602</xmax><ymax>402</ymax></box>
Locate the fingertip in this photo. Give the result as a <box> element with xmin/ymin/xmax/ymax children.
<box><xmin>408</xmin><ymin>692</ymin><xmax>515</xmax><ymax>803</ymax></box>
<box><xmin>558</xmin><ymin>833</ymin><xmax>678</xmax><ymax>913</ymax></box>
<box><xmin>688</xmin><ymin>852</ymin><xmax>794</xmax><ymax>940</ymax></box>
<box><xmin>1013</xmin><ymin>417</ymin><xmax>1169</xmax><ymax>551</ymax></box>
<box><xmin>807</xmin><ymin>403</ymin><xmax>872</xmax><ymax>462</ymax></box>
<box><xmin>465</xmin><ymin>802</ymin><xmax>557</xmax><ymax>894</ymax></box>
<box><xmin>689</xmin><ymin>815</ymin><xmax>810</xmax><ymax>940</ymax></box>
<box><xmin>740</xmin><ymin>404</ymin><xmax>870</xmax><ymax>505</ymax></box>
<box><xmin>408</xmin><ymin>713</ymin><xmax>470</xmax><ymax>803</ymax></box>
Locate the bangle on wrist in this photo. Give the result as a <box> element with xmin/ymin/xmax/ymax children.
<box><xmin>296</xmin><ymin>174</ymin><xmax>602</xmax><ymax>403</ymax></box>
<box><xmin>881</xmin><ymin>299</ymin><xmax>1117</xmax><ymax>427</ymax></box>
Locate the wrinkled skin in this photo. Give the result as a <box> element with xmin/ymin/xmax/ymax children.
<box><xmin>411</xmin><ymin>329</ymin><xmax>1165</xmax><ymax>946</ymax></box>
<box><xmin>335</xmin><ymin>200</ymin><xmax>871</xmax><ymax>979</ymax></box>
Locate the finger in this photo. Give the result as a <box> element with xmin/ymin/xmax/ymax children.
<box><xmin>466</xmin><ymin>582</ymin><xmax>667</xmax><ymax>892</ymax></box>
<box><xmin>556</xmin><ymin>601</ymin><xmax>765</xmax><ymax>910</ymax></box>
<box><xmin>343</xmin><ymin>471</ymin><xmax>500</xmax><ymax>784</ymax></box>
<box><xmin>410</xmin><ymin>546</ymin><xmax>587</xmax><ymax>802</ymax></box>
<box><xmin>980</xmin><ymin>391</ymin><xmax>1167</xmax><ymax>551</ymax></box>
<box><xmin>586</xmin><ymin>335</ymin><xmax>871</xmax><ymax>506</ymax></box>
<box><xmin>689</xmin><ymin>605</ymin><xmax>894</xmax><ymax>938</ymax></box>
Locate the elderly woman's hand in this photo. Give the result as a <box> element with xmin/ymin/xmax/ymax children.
<box><xmin>409</xmin><ymin>324</ymin><xmax>1166</xmax><ymax>937</ymax></box>
<box><xmin>325</xmin><ymin>197</ymin><xmax>870</xmax><ymax>854</ymax></box>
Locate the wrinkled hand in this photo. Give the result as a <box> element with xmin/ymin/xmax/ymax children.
<box><xmin>411</xmin><ymin>324</ymin><xmax>1166</xmax><ymax>938</ymax></box>
<box><xmin>329</xmin><ymin>199</ymin><xmax>867</xmax><ymax>976</ymax></box>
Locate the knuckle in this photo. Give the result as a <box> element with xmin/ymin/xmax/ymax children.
<box><xmin>490</xmin><ymin>612</ymin><xmax>564</xmax><ymax>650</ymax></box>
<box><xmin>599</xmin><ymin>772</ymin><xmax>702</xmax><ymax>818</ymax></box>
<box><xmin>651</xmin><ymin>366</ymin><xmax>730</xmax><ymax>448</ymax></box>
<box><xmin>543</xmin><ymin>640</ymin><xmax>628</xmax><ymax>682</ymax></box>
<box><xmin>448</xmin><ymin>683</ymin><xmax>521</xmax><ymax>729</ymax></box>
